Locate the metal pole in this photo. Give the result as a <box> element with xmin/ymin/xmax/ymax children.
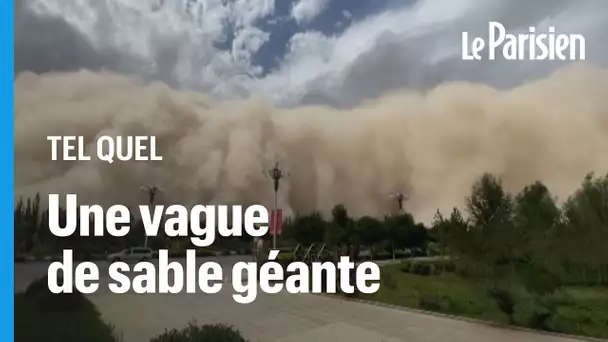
<box><xmin>141</xmin><ymin>184</ymin><xmax>162</xmax><ymax>248</ymax></box>
<box><xmin>265</xmin><ymin>162</ymin><xmax>289</xmax><ymax>251</ymax></box>
<box><xmin>145</xmin><ymin>193</ymin><xmax>152</xmax><ymax>248</ymax></box>
<box><xmin>273</xmin><ymin>186</ymin><xmax>278</xmax><ymax>250</ymax></box>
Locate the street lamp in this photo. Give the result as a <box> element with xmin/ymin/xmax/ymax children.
<box><xmin>389</xmin><ymin>192</ymin><xmax>409</xmax><ymax>213</ymax></box>
<box><xmin>265</xmin><ymin>162</ymin><xmax>289</xmax><ymax>249</ymax></box>
<box><xmin>140</xmin><ymin>184</ymin><xmax>163</xmax><ymax>248</ymax></box>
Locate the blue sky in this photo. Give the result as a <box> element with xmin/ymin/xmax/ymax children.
<box><xmin>221</xmin><ymin>0</ymin><xmax>404</xmax><ymax>75</ymax></box>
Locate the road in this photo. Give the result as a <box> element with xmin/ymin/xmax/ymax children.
<box><xmin>15</xmin><ymin>257</ymin><xmax>589</xmax><ymax>342</ymax></box>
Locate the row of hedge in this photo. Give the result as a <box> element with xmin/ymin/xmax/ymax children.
<box><xmin>399</xmin><ymin>260</ymin><xmax>457</xmax><ymax>276</ymax></box>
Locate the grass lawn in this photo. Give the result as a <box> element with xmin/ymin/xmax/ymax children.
<box><xmin>354</xmin><ymin>263</ymin><xmax>608</xmax><ymax>339</ymax></box>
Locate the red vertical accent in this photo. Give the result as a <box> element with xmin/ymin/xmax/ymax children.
<box><xmin>269</xmin><ymin>209</ymin><xmax>283</xmax><ymax>236</ymax></box>
<box><xmin>269</xmin><ymin>208</ymin><xmax>275</xmax><ymax>235</ymax></box>
<box><xmin>276</xmin><ymin>209</ymin><xmax>283</xmax><ymax>236</ymax></box>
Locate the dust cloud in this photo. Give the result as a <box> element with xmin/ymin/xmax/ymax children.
<box><xmin>14</xmin><ymin>63</ymin><xmax>608</xmax><ymax>223</ymax></box>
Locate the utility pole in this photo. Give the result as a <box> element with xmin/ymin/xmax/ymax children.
<box><xmin>140</xmin><ymin>184</ymin><xmax>162</xmax><ymax>248</ymax></box>
<box><xmin>266</xmin><ymin>162</ymin><xmax>289</xmax><ymax>250</ymax></box>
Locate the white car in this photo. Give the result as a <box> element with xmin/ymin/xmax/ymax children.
<box><xmin>107</xmin><ymin>247</ymin><xmax>153</xmax><ymax>263</ymax></box>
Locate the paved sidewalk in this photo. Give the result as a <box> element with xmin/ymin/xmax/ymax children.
<box><xmin>89</xmin><ymin>286</ymin><xmax>589</xmax><ymax>342</ymax></box>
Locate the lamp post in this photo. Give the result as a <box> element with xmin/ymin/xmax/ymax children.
<box><xmin>266</xmin><ymin>162</ymin><xmax>289</xmax><ymax>250</ymax></box>
<box><xmin>388</xmin><ymin>191</ymin><xmax>409</xmax><ymax>260</ymax></box>
<box><xmin>140</xmin><ymin>184</ymin><xmax>162</xmax><ymax>248</ymax></box>
<box><xmin>390</xmin><ymin>192</ymin><xmax>409</xmax><ymax>213</ymax></box>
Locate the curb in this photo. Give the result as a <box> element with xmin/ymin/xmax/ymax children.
<box><xmin>311</xmin><ymin>293</ymin><xmax>608</xmax><ymax>342</ymax></box>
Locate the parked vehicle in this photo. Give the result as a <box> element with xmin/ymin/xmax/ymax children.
<box><xmin>107</xmin><ymin>247</ymin><xmax>153</xmax><ymax>263</ymax></box>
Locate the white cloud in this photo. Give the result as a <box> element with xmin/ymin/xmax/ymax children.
<box><xmin>229</xmin><ymin>0</ymin><xmax>275</xmax><ymax>27</ymax></box>
<box><xmin>231</xmin><ymin>26</ymin><xmax>270</xmax><ymax>72</ymax></box>
<box><xmin>259</xmin><ymin>0</ymin><xmax>608</xmax><ymax>107</ymax></box>
<box><xmin>23</xmin><ymin>0</ymin><xmax>278</xmax><ymax>96</ymax></box>
<box><xmin>19</xmin><ymin>0</ymin><xmax>608</xmax><ymax>108</ymax></box>
<box><xmin>291</xmin><ymin>0</ymin><xmax>329</xmax><ymax>25</ymax></box>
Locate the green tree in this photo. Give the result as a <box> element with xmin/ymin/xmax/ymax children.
<box><xmin>513</xmin><ymin>181</ymin><xmax>564</xmax><ymax>326</ymax></box>
<box><xmin>14</xmin><ymin>197</ymin><xmax>26</xmax><ymax>254</ymax></box>
<box><xmin>430</xmin><ymin>210</ymin><xmax>446</xmax><ymax>255</ymax></box>
<box><xmin>562</xmin><ymin>173</ymin><xmax>608</xmax><ymax>284</ymax></box>
<box><xmin>513</xmin><ymin>181</ymin><xmax>563</xmax><ymax>288</ymax></box>
<box><xmin>286</xmin><ymin>211</ymin><xmax>327</xmax><ymax>246</ymax></box>
<box><xmin>431</xmin><ymin>208</ymin><xmax>467</xmax><ymax>258</ymax></box>
<box><xmin>326</xmin><ymin>204</ymin><xmax>353</xmax><ymax>259</ymax></box>
<box><xmin>514</xmin><ymin>181</ymin><xmax>561</xmax><ymax>259</ymax></box>
<box><xmin>431</xmin><ymin>207</ymin><xmax>469</xmax><ymax>273</ymax></box>
<box><xmin>384</xmin><ymin>212</ymin><xmax>426</xmax><ymax>259</ymax></box>
<box><xmin>467</xmin><ymin>173</ymin><xmax>513</xmax><ymax>229</ymax></box>
<box><xmin>356</xmin><ymin>216</ymin><xmax>385</xmax><ymax>259</ymax></box>
<box><xmin>465</xmin><ymin>173</ymin><xmax>515</xmax><ymax>275</ymax></box>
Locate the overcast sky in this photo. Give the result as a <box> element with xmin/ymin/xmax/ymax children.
<box><xmin>15</xmin><ymin>0</ymin><xmax>608</xmax><ymax>108</ymax></box>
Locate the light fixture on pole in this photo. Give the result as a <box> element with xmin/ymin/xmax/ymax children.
<box><xmin>390</xmin><ymin>192</ymin><xmax>409</xmax><ymax>213</ymax></box>
<box><xmin>265</xmin><ymin>162</ymin><xmax>289</xmax><ymax>250</ymax></box>
<box><xmin>140</xmin><ymin>184</ymin><xmax>163</xmax><ymax>248</ymax></box>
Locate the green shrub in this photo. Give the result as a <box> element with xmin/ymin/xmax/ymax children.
<box><xmin>150</xmin><ymin>322</ymin><xmax>248</xmax><ymax>342</ymax></box>
<box><xmin>197</xmin><ymin>250</ymin><xmax>216</xmax><ymax>257</ymax></box>
<box><xmin>444</xmin><ymin>261</ymin><xmax>457</xmax><ymax>273</ymax></box>
<box><xmin>277</xmin><ymin>253</ymin><xmax>294</xmax><ymax>261</ymax></box>
<box><xmin>432</xmin><ymin>260</ymin><xmax>456</xmax><ymax>274</ymax></box>
<box><xmin>424</xmin><ymin>263</ymin><xmax>434</xmax><ymax>276</ymax></box>
<box><xmin>382</xmin><ymin>272</ymin><xmax>397</xmax><ymax>290</ymax></box>
<box><xmin>520</xmin><ymin>264</ymin><xmax>563</xmax><ymax>296</ymax></box>
<box><xmin>454</xmin><ymin>265</ymin><xmax>471</xmax><ymax>277</ymax></box>
<box><xmin>527</xmin><ymin>293</ymin><xmax>575</xmax><ymax>332</ymax></box>
<box><xmin>487</xmin><ymin>286</ymin><xmax>517</xmax><ymax>324</ymax></box>
<box><xmin>432</xmin><ymin>263</ymin><xmax>442</xmax><ymax>275</ymax></box>
<box><xmin>418</xmin><ymin>294</ymin><xmax>442</xmax><ymax>311</ymax></box>
<box><xmin>445</xmin><ymin>296</ymin><xmax>468</xmax><ymax>315</ymax></box>
<box><xmin>280</xmin><ymin>247</ymin><xmax>295</xmax><ymax>255</ymax></box>
<box><xmin>16</xmin><ymin>277</ymin><xmax>119</xmax><ymax>342</ymax></box>
<box><xmin>25</xmin><ymin>276</ymin><xmax>91</xmax><ymax>313</ymax></box>
<box><xmin>399</xmin><ymin>261</ymin><xmax>412</xmax><ymax>273</ymax></box>
<box><xmin>528</xmin><ymin>304</ymin><xmax>555</xmax><ymax>331</ymax></box>
<box><xmin>410</xmin><ymin>262</ymin><xmax>432</xmax><ymax>276</ymax></box>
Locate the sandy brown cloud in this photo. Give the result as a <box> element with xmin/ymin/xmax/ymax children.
<box><xmin>14</xmin><ymin>63</ymin><xmax>608</xmax><ymax>223</ymax></box>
